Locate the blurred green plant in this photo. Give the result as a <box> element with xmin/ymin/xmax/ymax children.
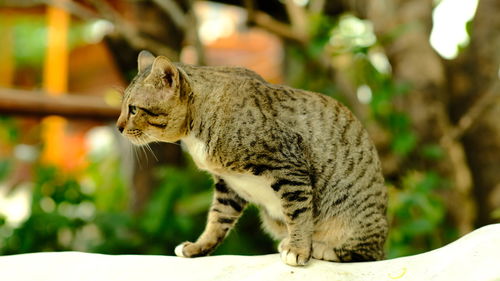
<box><xmin>0</xmin><ymin>147</ymin><xmax>275</xmax><ymax>255</ymax></box>
<box><xmin>0</xmin><ymin>117</ymin><xmax>18</xmax><ymax>183</ymax></box>
<box><xmin>0</xmin><ymin>14</ymin><xmax>106</xmax><ymax>87</ymax></box>
<box><xmin>386</xmin><ymin>171</ymin><xmax>455</xmax><ymax>258</ymax></box>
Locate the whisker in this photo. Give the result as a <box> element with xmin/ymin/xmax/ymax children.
<box><xmin>133</xmin><ymin>144</ymin><xmax>142</xmax><ymax>169</ymax></box>
<box><xmin>147</xmin><ymin>143</ymin><xmax>159</xmax><ymax>162</ymax></box>
<box><xmin>128</xmin><ymin>140</ymin><xmax>133</xmax><ymax>163</ymax></box>
<box><xmin>143</xmin><ymin>139</ymin><xmax>159</xmax><ymax>162</ymax></box>
<box><xmin>139</xmin><ymin>139</ymin><xmax>149</xmax><ymax>164</ymax></box>
<box><xmin>142</xmin><ymin>132</ymin><xmax>161</xmax><ymax>162</ymax></box>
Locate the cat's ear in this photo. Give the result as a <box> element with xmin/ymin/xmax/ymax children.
<box><xmin>147</xmin><ymin>56</ymin><xmax>179</xmax><ymax>88</ymax></box>
<box><xmin>138</xmin><ymin>50</ymin><xmax>155</xmax><ymax>73</ymax></box>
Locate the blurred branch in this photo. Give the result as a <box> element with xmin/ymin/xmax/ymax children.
<box><xmin>244</xmin><ymin>0</ymin><xmax>306</xmax><ymax>44</ymax></box>
<box><xmin>309</xmin><ymin>0</ymin><xmax>326</xmax><ymax>14</ymax></box>
<box><xmin>39</xmin><ymin>0</ymin><xmax>99</xmax><ymax>20</ymax></box>
<box><xmin>84</xmin><ymin>0</ymin><xmax>179</xmax><ymax>60</ymax></box>
<box><xmin>151</xmin><ymin>0</ymin><xmax>205</xmax><ymax>64</ymax></box>
<box><xmin>0</xmin><ymin>88</ymin><xmax>119</xmax><ymax>120</ymax></box>
<box><xmin>438</xmin><ymin>103</ymin><xmax>475</xmax><ymax>234</ymax></box>
<box><xmin>449</xmin><ymin>82</ymin><xmax>500</xmax><ymax>140</ymax></box>
<box><xmin>436</xmin><ymin>82</ymin><xmax>499</xmax><ymax>227</ymax></box>
<box><xmin>3</xmin><ymin>0</ymin><xmax>99</xmax><ymax>20</ymax></box>
<box><xmin>151</xmin><ymin>0</ymin><xmax>187</xmax><ymax>30</ymax></box>
<box><xmin>2</xmin><ymin>0</ymin><xmax>45</xmax><ymax>7</ymax></box>
<box><xmin>187</xmin><ymin>0</ymin><xmax>206</xmax><ymax>65</ymax></box>
<box><xmin>283</xmin><ymin>0</ymin><xmax>309</xmax><ymax>41</ymax></box>
<box><xmin>37</xmin><ymin>0</ymin><xmax>179</xmax><ymax>59</ymax></box>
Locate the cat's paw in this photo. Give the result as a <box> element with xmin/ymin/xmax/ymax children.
<box><xmin>311</xmin><ymin>241</ymin><xmax>340</xmax><ymax>261</ymax></box>
<box><xmin>278</xmin><ymin>238</ymin><xmax>311</xmax><ymax>266</ymax></box>
<box><xmin>174</xmin><ymin>242</ymin><xmax>189</xmax><ymax>257</ymax></box>
<box><xmin>174</xmin><ymin>241</ymin><xmax>210</xmax><ymax>258</ymax></box>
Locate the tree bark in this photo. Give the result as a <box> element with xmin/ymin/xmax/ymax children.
<box><xmin>447</xmin><ymin>0</ymin><xmax>500</xmax><ymax>226</ymax></box>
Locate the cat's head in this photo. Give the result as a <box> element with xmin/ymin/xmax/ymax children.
<box><xmin>116</xmin><ymin>50</ymin><xmax>189</xmax><ymax>145</ymax></box>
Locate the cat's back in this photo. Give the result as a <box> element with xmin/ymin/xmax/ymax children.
<box><xmin>178</xmin><ymin>63</ymin><xmax>377</xmax><ymax>166</ymax></box>
<box><xmin>176</xmin><ymin>63</ymin><xmax>265</xmax><ymax>84</ymax></box>
<box><xmin>232</xmin><ymin>77</ymin><xmax>365</xmax><ymax>146</ymax></box>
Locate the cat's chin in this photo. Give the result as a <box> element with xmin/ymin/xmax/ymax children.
<box><xmin>128</xmin><ymin>134</ymin><xmax>180</xmax><ymax>145</ymax></box>
<box><xmin>127</xmin><ymin>135</ymin><xmax>155</xmax><ymax>146</ymax></box>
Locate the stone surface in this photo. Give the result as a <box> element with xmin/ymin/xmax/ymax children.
<box><xmin>1</xmin><ymin>224</ymin><xmax>499</xmax><ymax>281</ymax></box>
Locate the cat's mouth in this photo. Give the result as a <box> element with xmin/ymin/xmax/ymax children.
<box><xmin>124</xmin><ymin>129</ymin><xmax>155</xmax><ymax>145</ymax></box>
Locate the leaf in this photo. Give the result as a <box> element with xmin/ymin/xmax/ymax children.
<box><xmin>421</xmin><ymin>144</ymin><xmax>444</xmax><ymax>160</ymax></box>
<box><xmin>0</xmin><ymin>161</ymin><xmax>12</xmax><ymax>182</ymax></box>
<box><xmin>174</xmin><ymin>190</ymin><xmax>212</xmax><ymax>216</ymax></box>
<box><xmin>491</xmin><ymin>209</ymin><xmax>500</xmax><ymax>220</ymax></box>
<box><xmin>391</xmin><ymin>131</ymin><xmax>417</xmax><ymax>156</ymax></box>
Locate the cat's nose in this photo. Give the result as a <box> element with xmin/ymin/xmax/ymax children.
<box><xmin>116</xmin><ymin>118</ymin><xmax>126</xmax><ymax>134</ymax></box>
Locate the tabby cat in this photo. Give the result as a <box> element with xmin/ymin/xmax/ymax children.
<box><xmin>116</xmin><ymin>50</ymin><xmax>388</xmax><ymax>266</ymax></box>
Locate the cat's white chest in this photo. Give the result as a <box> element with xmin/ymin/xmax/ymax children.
<box><xmin>222</xmin><ymin>174</ymin><xmax>283</xmax><ymax>220</ymax></box>
<box><xmin>181</xmin><ymin>135</ymin><xmax>211</xmax><ymax>170</ymax></box>
<box><xmin>181</xmin><ymin>135</ymin><xmax>283</xmax><ymax>220</ymax></box>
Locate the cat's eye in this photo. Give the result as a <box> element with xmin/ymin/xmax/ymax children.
<box><xmin>129</xmin><ymin>105</ymin><xmax>137</xmax><ymax>115</ymax></box>
<box><xmin>142</xmin><ymin>108</ymin><xmax>159</xmax><ymax>117</ymax></box>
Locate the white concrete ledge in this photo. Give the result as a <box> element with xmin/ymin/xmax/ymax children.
<box><xmin>1</xmin><ymin>224</ymin><xmax>499</xmax><ymax>281</ymax></box>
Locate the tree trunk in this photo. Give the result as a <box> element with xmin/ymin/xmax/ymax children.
<box><xmin>447</xmin><ymin>0</ymin><xmax>500</xmax><ymax>226</ymax></box>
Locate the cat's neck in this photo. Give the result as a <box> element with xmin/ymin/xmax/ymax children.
<box><xmin>177</xmin><ymin>64</ymin><xmax>222</xmax><ymax>140</ymax></box>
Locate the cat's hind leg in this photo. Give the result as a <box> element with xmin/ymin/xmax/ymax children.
<box><xmin>332</xmin><ymin>213</ymin><xmax>387</xmax><ymax>262</ymax></box>
<box><xmin>311</xmin><ymin>241</ymin><xmax>383</xmax><ymax>262</ymax></box>
<box><xmin>310</xmin><ymin>217</ymin><xmax>351</xmax><ymax>262</ymax></box>
<box><xmin>311</xmin><ymin>241</ymin><xmax>340</xmax><ymax>261</ymax></box>
<box><xmin>310</xmin><ymin>217</ymin><xmax>386</xmax><ymax>262</ymax></box>
<box><xmin>332</xmin><ymin>237</ymin><xmax>386</xmax><ymax>262</ymax></box>
<box><xmin>175</xmin><ymin>178</ymin><xmax>247</xmax><ymax>258</ymax></box>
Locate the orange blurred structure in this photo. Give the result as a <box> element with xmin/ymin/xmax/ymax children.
<box><xmin>40</xmin><ymin>1</ymin><xmax>78</xmax><ymax>171</ymax></box>
<box><xmin>0</xmin><ymin>14</ymin><xmax>14</xmax><ymax>87</ymax></box>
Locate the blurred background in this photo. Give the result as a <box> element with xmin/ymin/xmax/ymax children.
<box><xmin>0</xmin><ymin>0</ymin><xmax>498</xmax><ymax>259</ymax></box>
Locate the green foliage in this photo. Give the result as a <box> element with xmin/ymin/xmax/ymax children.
<box><xmin>386</xmin><ymin>171</ymin><xmax>455</xmax><ymax>258</ymax></box>
<box><xmin>492</xmin><ymin>209</ymin><xmax>500</xmax><ymax>220</ymax></box>
<box><xmin>421</xmin><ymin>144</ymin><xmax>445</xmax><ymax>160</ymax></box>
<box><xmin>307</xmin><ymin>13</ymin><xmax>337</xmax><ymax>57</ymax></box>
<box><xmin>0</xmin><ymin>117</ymin><xmax>20</xmax><ymax>144</ymax></box>
<box><xmin>328</xmin><ymin>14</ymin><xmax>376</xmax><ymax>54</ymax></box>
<box><xmin>0</xmin><ymin>149</ymin><xmax>275</xmax><ymax>256</ymax></box>
<box><xmin>1</xmin><ymin>165</ymin><xmax>92</xmax><ymax>254</ymax></box>
<box><xmin>1</xmin><ymin>15</ymin><xmax>100</xmax><ymax>69</ymax></box>
<box><xmin>284</xmin><ymin>45</ymin><xmax>339</xmax><ymax>99</ymax></box>
<box><xmin>0</xmin><ymin>161</ymin><xmax>12</xmax><ymax>183</ymax></box>
<box><xmin>0</xmin><ymin>117</ymin><xmax>18</xmax><ymax>182</ymax></box>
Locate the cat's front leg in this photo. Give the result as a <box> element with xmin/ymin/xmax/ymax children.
<box><xmin>272</xmin><ymin>175</ymin><xmax>314</xmax><ymax>266</ymax></box>
<box><xmin>175</xmin><ymin>178</ymin><xmax>247</xmax><ymax>258</ymax></box>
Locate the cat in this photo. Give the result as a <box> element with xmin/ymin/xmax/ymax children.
<box><xmin>116</xmin><ymin>50</ymin><xmax>388</xmax><ymax>266</ymax></box>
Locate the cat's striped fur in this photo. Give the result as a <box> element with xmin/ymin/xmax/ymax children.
<box><xmin>117</xmin><ymin>51</ymin><xmax>388</xmax><ymax>266</ymax></box>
